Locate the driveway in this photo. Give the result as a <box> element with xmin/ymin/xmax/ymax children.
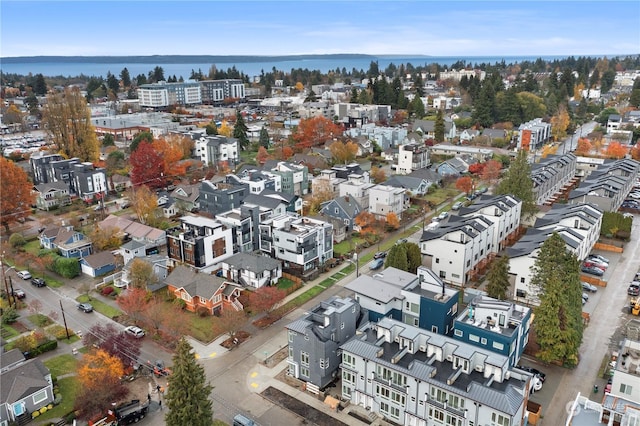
<box><xmin>541</xmin><ymin>213</ymin><xmax>640</xmax><ymax>423</ymax></box>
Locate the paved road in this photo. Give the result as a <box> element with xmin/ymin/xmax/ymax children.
<box><xmin>542</xmin><ymin>213</ymin><xmax>640</xmax><ymax>423</ymax></box>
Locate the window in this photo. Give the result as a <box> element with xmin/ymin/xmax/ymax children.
<box><xmin>516</xmin><ymin>289</ymin><xmax>527</xmax><ymax>298</ymax></box>
<box><xmin>343</xmin><ymin>353</ymin><xmax>355</xmax><ymax>368</ymax></box>
<box><xmin>454</xmin><ymin>329</ymin><xmax>463</xmax><ymax>337</ymax></box>
<box><xmin>440</xmin><ymin>271</ymin><xmax>446</xmax><ymax>279</ymax></box>
<box><xmin>431</xmin><ymin>325</ymin><xmax>438</xmax><ymax>333</ymax></box>
<box><xmin>301</xmin><ymin>367</ymin><xmax>309</xmax><ymax>377</ymax></box>
<box><xmin>481</xmin><ymin>337</ymin><xmax>487</xmax><ymax>345</ymax></box>
<box><xmin>520</xmin><ymin>277</ymin><xmax>525</xmax><ymax>283</ymax></box>
<box><xmin>491</xmin><ymin>412</ymin><xmax>510</xmax><ymax>426</ymax></box>
<box><xmin>435</xmin><ymin>258</ymin><xmax>440</xmax><ymax>264</ymax></box>
<box><xmin>32</xmin><ymin>389</ymin><xmax>48</xmax><ymax>405</ymax></box>
<box><xmin>343</xmin><ymin>371</ymin><xmax>355</xmax><ymax>384</ymax></box>
<box><xmin>319</xmin><ymin>358</ymin><xmax>329</xmax><ymax>369</ymax></box>
<box><xmin>620</xmin><ymin>383</ymin><xmax>633</xmax><ymax>395</ymax></box>
<box><xmin>413</xmin><ymin>318</ymin><xmax>419</xmax><ymax>326</ymax></box>
<box><xmin>288</xmin><ymin>330</ymin><xmax>296</xmax><ymax>342</ymax></box>
<box><xmin>493</xmin><ymin>342</ymin><xmax>504</xmax><ymax>350</ymax></box>
<box><xmin>469</xmin><ymin>334</ymin><xmax>479</xmax><ymax>342</ymax></box>
<box><xmin>341</xmin><ymin>322</ymin><xmax>345</xmax><ymax>330</ymax></box>
<box><xmin>301</xmin><ymin>352</ymin><xmax>309</xmax><ymax>367</ymax></box>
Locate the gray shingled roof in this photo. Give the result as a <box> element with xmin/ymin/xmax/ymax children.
<box><xmin>165</xmin><ymin>265</ymin><xmax>229</xmax><ymax>299</ymax></box>
<box><xmin>223</xmin><ymin>252</ymin><xmax>281</xmax><ymax>274</ymax></box>
<box><xmin>1</xmin><ymin>357</ymin><xmax>50</xmax><ymax>405</ymax></box>
<box><xmin>82</xmin><ymin>251</ymin><xmax>115</xmax><ymax>268</ymax></box>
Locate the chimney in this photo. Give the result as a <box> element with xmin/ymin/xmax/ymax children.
<box><xmin>344</xmin><ymin>195</ymin><xmax>350</xmax><ymax>203</ymax></box>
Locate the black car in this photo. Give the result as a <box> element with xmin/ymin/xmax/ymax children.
<box><xmin>78</xmin><ymin>303</ymin><xmax>94</xmax><ymax>313</ymax></box>
<box><xmin>373</xmin><ymin>251</ymin><xmax>387</xmax><ymax>260</ymax></box>
<box><xmin>581</xmin><ymin>265</ymin><xmax>604</xmax><ymax>277</ymax></box>
<box><xmin>517</xmin><ymin>365</ymin><xmax>546</xmax><ymax>382</ymax></box>
<box><xmin>629</xmin><ymin>283</ymin><xmax>640</xmax><ymax>296</ymax></box>
<box><xmin>31</xmin><ymin>278</ymin><xmax>46</xmax><ymax>287</ymax></box>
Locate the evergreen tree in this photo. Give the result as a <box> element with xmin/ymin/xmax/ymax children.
<box><xmin>305</xmin><ymin>90</ymin><xmax>317</xmax><ymax>102</ymax></box>
<box><xmin>531</xmin><ymin>233</ymin><xmax>583</xmax><ymax>367</ymax></box>
<box><xmin>33</xmin><ymin>73</ymin><xmax>47</xmax><ymax>95</ymax></box>
<box><xmin>408</xmin><ymin>96</ymin><xmax>425</xmax><ymax>119</ymax></box>
<box><xmin>414</xmin><ymin>73</ymin><xmax>424</xmax><ymax>97</ymax></box>
<box><xmin>497</xmin><ymin>88</ymin><xmax>522</xmax><ymax>126</ymax></box>
<box><xmin>165</xmin><ymin>338</ymin><xmax>213</xmax><ymax>426</ymax></box>
<box><xmin>357</xmin><ymin>89</ymin><xmax>371</xmax><ymax>105</ymax></box>
<box><xmin>385</xmin><ymin>244</ymin><xmax>408</xmax><ymax>272</ymax></box>
<box><xmin>106</xmin><ymin>72</ymin><xmax>119</xmax><ymax>95</ymax></box>
<box><xmin>350</xmin><ymin>88</ymin><xmax>359</xmax><ymax>103</ymax></box>
<box><xmin>485</xmin><ymin>256</ymin><xmax>510</xmax><ymax>300</ymax></box>
<box><xmin>405</xmin><ymin>243</ymin><xmax>422</xmax><ymax>274</ymax></box>
<box><xmin>102</xmin><ymin>134</ymin><xmax>115</xmax><ymax>147</ymax></box>
<box><xmin>129</xmin><ymin>131</ymin><xmax>154</xmax><ymax>153</ymax></box>
<box><xmin>205</xmin><ymin>122</ymin><xmax>218</xmax><ymax>136</ymax></box>
<box><xmin>496</xmin><ymin>149</ymin><xmax>537</xmax><ymax>219</ymax></box>
<box><xmin>120</xmin><ymin>67</ymin><xmax>132</xmax><ymax>89</ymax></box>
<box><xmin>233</xmin><ymin>110</ymin><xmax>249</xmax><ymax>150</ymax></box>
<box><xmin>434</xmin><ymin>110</ymin><xmax>445</xmax><ymax>142</ymax></box>
<box><xmin>472</xmin><ymin>80</ymin><xmax>496</xmax><ymax>127</ymax></box>
<box><xmin>259</xmin><ymin>126</ymin><xmax>270</xmax><ymax>148</ymax></box>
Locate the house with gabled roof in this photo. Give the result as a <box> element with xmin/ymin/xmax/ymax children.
<box><xmin>384</xmin><ymin>175</ymin><xmax>431</xmax><ymax>196</ymax></box>
<box><xmin>0</xmin><ymin>350</ymin><xmax>54</xmax><ymax>424</ymax></box>
<box><xmin>412</xmin><ymin>118</ymin><xmax>457</xmax><ymax>141</ymax></box>
<box><xmin>99</xmin><ymin>215</ymin><xmax>167</xmax><ymax>247</ymax></box>
<box><xmin>434</xmin><ymin>156</ymin><xmax>471</xmax><ymax>177</ymax></box>
<box><xmin>169</xmin><ymin>183</ymin><xmax>200</xmax><ymax>212</ymax></box>
<box><xmin>33</xmin><ymin>181</ymin><xmax>71</xmax><ymax>211</ymax></box>
<box><xmin>165</xmin><ymin>265</ymin><xmax>244</xmax><ymax>315</ymax></box>
<box><xmin>80</xmin><ymin>251</ymin><xmax>116</xmax><ymax>277</ymax></box>
<box><xmin>319</xmin><ymin>196</ymin><xmax>363</xmax><ymax>237</ymax></box>
<box><xmin>39</xmin><ymin>225</ymin><xmax>92</xmax><ymax>258</ymax></box>
<box><xmin>221</xmin><ymin>252</ymin><xmax>282</xmax><ymax>289</ymax></box>
<box><xmin>458</xmin><ymin>194</ymin><xmax>522</xmax><ymax>252</ymax></box>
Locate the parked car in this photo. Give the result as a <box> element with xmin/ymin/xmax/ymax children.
<box><xmin>584</xmin><ymin>260</ymin><xmax>607</xmax><ymax>270</ymax></box>
<box><xmin>124</xmin><ymin>326</ymin><xmax>145</xmax><ymax>338</ymax></box>
<box><xmin>581</xmin><ymin>265</ymin><xmax>604</xmax><ymax>277</ymax></box>
<box><xmin>629</xmin><ymin>283</ymin><xmax>640</xmax><ymax>296</ymax></box>
<box><xmin>396</xmin><ymin>238</ymin><xmax>408</xmax><ymax>245</ymax></box>
<box><xmin>78</xmin><ymin>303</ymin><xmax>94</xmax><ymax>313</ymax></box>
<box><xmin>369</xmin><ymin>258</ymin><xmax>385</xmax><ymax>270</ymax></box>
<box><xmin>581</xmin><ymin>282</ymin><xmax>598</xmax><ymax>292</ymax></box>
<box><xmin>582</xmin><ymin>292</ymin><xmax>589</xmax><ymax>302</ymax></box>
<box><xmin>373</xmin><ymin>251</ymin><xmax>387</xmax><ymax>260</ymax></box>
<box><xmin>11</xmin><ymin>289</ymin><xmax>26</xmax><ymax>299</ymax></box>
<box><xmin>16</xmin><ymin>270</ymin><xmax>31</xmax><ymax>280</ymax></box>
<box><xmin>517</xmin><ymin>365</ymin><xmax>547</xmax><ymax>382</ymax></box>
<box><xmin>588</xmin><ymin>254</ymin><xmax>610</xmax><ymax>264</ymax></box>
<box><xmin>451</xmin><ymin>202</ymin><xmax>463</xmax><ymax>211</ymax></box>
<box><xmin>31</xmin><ymin>277</ymin><xmax>46</xmax><ymax>287</ymax></box>
<box><xmin>438</xmin><ymin>211</ymin><xmax>449</xmax><ymax>220</ymax></box>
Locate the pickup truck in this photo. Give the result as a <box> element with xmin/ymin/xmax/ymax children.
<box><xmin>113</xmin><ymin>399</ymin><xmax>149</xmax><ymax>425</ymax></box>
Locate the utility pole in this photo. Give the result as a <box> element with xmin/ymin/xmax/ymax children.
<box><xmin>59</xmin><ymin>300</ymin><xmax>71</xmax><ymax>340</ymax></box>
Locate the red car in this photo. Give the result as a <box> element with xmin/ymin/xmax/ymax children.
<box><xmin>583</xmin><ymin>260</ymin><xmax>607</xmax><ymax>270</ymax></box>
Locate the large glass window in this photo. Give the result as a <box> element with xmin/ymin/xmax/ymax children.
<box><xmin>301</xmin><ymin>352</ymin><xmax>309</xmax><ymax>367</ymax></box>
<box><xmin>32</xmin><ymin>389</ymin><xmax>48</xmax><ymax>405</ymax></box>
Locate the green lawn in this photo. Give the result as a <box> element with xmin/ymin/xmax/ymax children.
<box><xmin>333</xmin><ymin>237</ymin><xmax>366</xmax><ymax>256</ymax></box>
<box><xmin>190</xmin><ymin>314</ymin><xmax>216</xmax><ymax>343</ymax></box>
<box><xmin>44</xmin><ymin>354</ymin><xmax>78</xmax><ymax>377</ymax></box>
<box><xmin>75</xmin><ymin>295</ymin><xmax>122</xmax><ymax>319</ymax></box>
<box><xmin>35</xmin><ymin>376</ymin><xmax>80</xmax><ymax>422</ymax></box>
<box><xmin>276</xmin><ymin>278</ymin><xmax>296</xmax><ymax>291</ymax></box>
<box><xmin>27</xmin><ymin>313</ymin><xmax>53</xmax><ymax>327</ymax></box>
<box><xmin>1</xmin><ymin>323</ymin><xmax>20</xmax><ymax>340</ymax></box>
<box><xmin>23</xmin><ymin>239</ymin><xmax>41</xmax><ymax>255</ymax></box>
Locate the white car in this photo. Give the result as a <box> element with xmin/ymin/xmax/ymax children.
<box><xmin>124</xmin><ymin>326</ymin><xmax>145</xmax><ymax>338</ymax></box>
<box><xmin>16</xmin><ymin>270</ymin><xmax>31</xmax><ymax>280</ymax></box>
<box><xmin>589</xmin><ymin>254</ymin><xmax>610</xmax><ymax>264</ymax></box>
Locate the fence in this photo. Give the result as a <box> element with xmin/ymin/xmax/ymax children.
<box><xmin>282</xmin><ymin>272</ymin><xmax>303</xmax><ymax>285</ymax></box>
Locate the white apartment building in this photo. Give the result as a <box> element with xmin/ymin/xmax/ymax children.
<box><xmin>259</xmin><ymin>213</ymin><xmax>333</xmax><ymax>277</ymax></box>
<box><xmin>340</xmin><ymin>317</ymin><xmax>532</xmax><ymax>426</ymax></box>
<box><xmin>369</xmin><ymin>185</ymin><xmax>408</xmax><ymax>219</ymax></box>
<box><xmin>397</xmin><ymin>143</ymin><xmax>430</xmax><ymax>175</ymax></box>
<box><xmin>138</xmin><ymin>81</ymin><xmax>202</xmax><ymax>108</ymax></box>
<box><xmin>339</xmin><ymin>174</ymin><xmax>375</xmax><ymax>211</ymax></box>
<box><xmin>200</xmin><ymin>79</ymin><xmax>245</xmax><ymax>104</ymax></box>
<box><xmin>517</xmin><ymin>118</ymin><xmax>551</xmax><ymax>151</ymax></box>
<box><xmin>311</xmin><ymin>170</ymin><xmax>345</xmax><ymax>197</ymax></box>
<box><xmin>194</xmin><ymin>135</ymin><xmax>240</xmax><ymax>168</ymax></box>
<box><xmin>420</xmin><ymin>216</ymin><xmax>495</xmax><ymax>287</ymax></box>
<box><xmin>458</xmin><ymin>194</ymin><xmax>522</xmax><ymax>252</ymax></box>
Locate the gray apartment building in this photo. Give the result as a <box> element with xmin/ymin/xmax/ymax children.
<box><xmin>199</xmin><ymin>180</ymin><xmax>249</xmax><ymax>216</ymax></box>
<box><xmin>200</xmin><ymin>79</ymin><xmax>246</xmax><ymax>104</ymax></box>
<box><xmin>29</xmin><ymin>152</ymin><xmax>63</xmax><ymax>185</ymax></box>
<box><xmin>286</xmin><ymin>297</ymin><xmax>363</xmax><ymax>390</ymax></box>
<box><xmin>263</xmin><ymin>161</ymin><xmax>309</xmax><ymax>196</ymax></box>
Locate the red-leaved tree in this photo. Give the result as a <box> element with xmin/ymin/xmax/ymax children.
<box><xmin>249</xmin><ymin>287</ymin><xmax>286</xmax><ymax>314</ymax></box>
<box><xmin>129</xmin><ymin>141</ymin><xmax>165</xmax><ymax>189</ymax></box>
<box><xmin>292</xmin><ymin>116</ymin><xmax>343</xmax><ymax>150</ymax></box>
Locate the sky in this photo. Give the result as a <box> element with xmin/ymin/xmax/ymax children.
<box><xmin>1</xmin><ymin>1</ymin><xmax>639</xmax><ymax>58</ymax></box>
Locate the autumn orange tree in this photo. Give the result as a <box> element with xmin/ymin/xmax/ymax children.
<box><xmin>0</xmin><ymin>157</ymin><xmax>35</xmax><ymax>233</ymax></box>
<box><xmin>370</xmin><ymin>166</ymin><xmax>386</xmax><ymax>184</ymax></box>
<box><xmin>117</xmin><ymin>287</ymin><xmax>151</xmax><ymax>325</ymax></box>
<box><xmin>292</xmin><ymin>116</ymin><xmax>343</xmax><ymax>150</ymax></box>
<box><xmin>455</xmin><ymin>176</ymin><xmax>474</xmax><ymax>194</ymax></box>
<box><xmin>355</xmin><ymin>211</ymin><xmax>383</xmax><ymax>242</ymax></box>
<box><xmin>630</xmin><ymin>144</ymin><xmax>640</xmax><ymax>161</ymax></box>
<box><xmin>329</xmin><ymin>140</ymin><xmax>359</xmax><ymax>164</ymax></box>
<box><xmin>480</xmin><ymin>159</ymin><xmax>502</xmax><ymax>183</ymax></box>
<box><xmin>385</xmin><ymin>212</ymin><xmax>400</xmax><ymax>231</ymax></box>
<box><xmin>541</xmin><ymin>143</ymin><xmax>559</xmax><ymax>158</ymax></box>
<box><xmin>256</xmin><ymin>146</ymin><xmax>271</xmax><ymax>165</ymax></box>
<box><xmin>574</xmin><ymin>138</ymin><xmax>593</xmax><ymax>156</ymax></box>
<box><xmin>154</xmin><ymin>135</ymin><xmax>191</xmax><ymax>177</ymax></box>
<box><xmin>605</xmin><ymin>141</ymin><xmax>628</xmax><ymax>159</ymax></box>
<box><xmin>75</xmin><ymin>349</ymin><xmax>128</xmax><ymax>419</ymax></box>
<box><xmin>551</xmin><ymin>106</ymin><xmax>570</xmax><ymax>141</ymax></box>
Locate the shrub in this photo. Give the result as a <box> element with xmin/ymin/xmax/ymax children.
<box><xmin>101</xmin><ymin>286</ymin><xmax>114</xmax><ymax>296</ymax></box>
<box><xmin>32</xmin><ymin>339</ymin><xmax>58</xmax><ymax>356</ymax></box>
<box><xmin>173</xmin><ymin>298</ymin><xmax>186</xmax><ymax>310</ymax></box>
<box><xmin>196</xmin><ymin>306</ymin><xmax>209</xmax><ymax>317</ymax></box>
<box><xmin>1</xmin><ymin>306</ymin><xmax>19</xmax><ymax>324</ymax></box>
<box><xmin>48</xmin><ymin>324</ymin><xmax>71</xmax><ymax>340</ymax></box>
<box><xmin>54</xmin><ymin>257</ymin><xmax>80</xmax><ymax>278</ymax></box>
<box><xmin>9</xmin><ymin>233</ymin><xmax>26</xmax><ymax>248</ymax></box>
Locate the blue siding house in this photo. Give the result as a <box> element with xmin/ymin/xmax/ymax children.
<box><xmin>453</xmin><ymin>295</ymin><xmax>532</xmax><ymax>368</ymax></box>
<box><xmin>80</xmin><ymin>251</ymin><xmax>116</xmax><ymax>278</ymax></box>
<box><xmin>319</xmin><ymin>196</ymin><xmax>362</xmax><ymax>233</ymax></box>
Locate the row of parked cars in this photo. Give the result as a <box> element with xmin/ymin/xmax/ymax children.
<box><xmin>581</xmin><ymin>254</ymin><xmax>610</xmax><ymax>277</ymax></box>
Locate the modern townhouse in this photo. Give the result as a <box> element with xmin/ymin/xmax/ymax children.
<box><xmin>29</xmin><ymin>152</ymin><xmax>63</xmax><ymax>185</ymax></box>
<box><xmin>259</xmin><ymin>213</ymin><xmax>333</xmax><ymax>279</ymax></box>
<box><xmin>71</xmin><ymin>162</ymin><xmax>108</xmax><ymax>202</ymax></box>
<box><xmin>397</xmin><ymin>143</ymin><xmax>430</xmax><ymax>175</ymax></box>
<box><xmin>199</xmin><ymin>180</ymin><xmax>249</xmax><ymax>216</ymax></box>
<box><xmin>453</xmin><ymin>295</ymin><xmax>532</xmax><ymax>369</ymax></box>
<box><xmin>507</xmin><ymin>204</ymin><xmax>602</xmax><ymax>306</ymax></box>
<box><xmin>263</xmin><ymin>161</ymin><xmax>309</xmax><ymax>196</ymax></box>
<box><xmin>312</xmin><ymin>170</ymin><xmax>345</xmax><ymax>197</ymax></box>
<box><xmin>457</xmin><ymin>194</ymin><xmax>522</xmax><ymax>252</ymax></box>
<box><xmin>228</xmin><ymin>168</ymin><xmax>282</xmax><ymax>194</ymax></box>
<box><xmin>339</xmin><ymin>317</ymin><xmax>533</xmax><ymax>426</ymax></box>
<box><xmin>286</xmin><ymin>297</ymin><xmax>363</xmax><ymax>390</ymax></box>
<box><xmin>567</xmin><ymin>158</ymin><xmax>640</xmax><ymax>212</ymax></box>
<box><xmin>137</xmin><ymin>80</ymin><xmax>202</xmax><ymax>108</ymax></box>
<box><xmin>220</xmin><ymin>252</ymin><xmax>282</xmax><ymax>289</ymax></box>
<box><xmin>567</xmin><ymin>338</ymin><xmax>640</xmax><ymax>425</ymax></box>
<box><xmin>369</xmin><ymin>185</ymin><xmax>408</xmax><ymax>220</ymax></box>
<box><xmin>530</xmin><ymin>153</ymin><xmax>578</xmax><ymax>206</ymax></box>
<box><xmin>193</xmin><ymin>135</ymin><xmax>240</xmax><ymax>169</ymax></box>
<box><xmin>330</xmin><ymin>163</ymin><xmax>369</xmax><ymax>180</ymax></box>
<box><xmin>517</xmin><ymin>118</ymin><xmax>551</xmax><ymax>151</ymax></box>
<box><xmin>166</xmin><ymin>215</ymin><xmax>234</xmax><ymax>270</ymax></box>
<box><xmin>339</xmin><ymin>174</ymin><xmax>375</xmax><ymax>210</ymax></box>
<box><xmin>33</xmin><ymin>181</ymin><xmax>71</xmax><ymax>211</ymax></box>
<box><xmin>199</xmin><ymin>79</ymin><xmax>245</xmax><ymax>104</ymax></box>
<box><xmin>420</xmin><ymin>215</ymin><xmax>496</xmax><ymax>287</ymax></box>
<box><xmin>333</xmin><ymin>103</ymin><xmax>391</xmax><ymax>128</ymax></box>
<box><xmin>345</xmin><ymin>266</ymin><xmax>460</xmax><ymax>336</ymax></box>
<box><xmin>344</xmin><ymin>123</ymin><xmax>407</xmax><ymax>151</ymax></box>
<box><xmin>427</xmin><ymin>144</ymin><xmax>493</xmax><ymax>162</ymax></box>
<box><xmin>431</xmin><ymin>95</ymin><xmax>462</xmax><ymax>110</ymax></box>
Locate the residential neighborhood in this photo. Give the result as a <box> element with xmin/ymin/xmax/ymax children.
<box><xmin>2</xmin><ymin>44</ymin><xmax>640</xmax><ymax>426</ymax></box>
